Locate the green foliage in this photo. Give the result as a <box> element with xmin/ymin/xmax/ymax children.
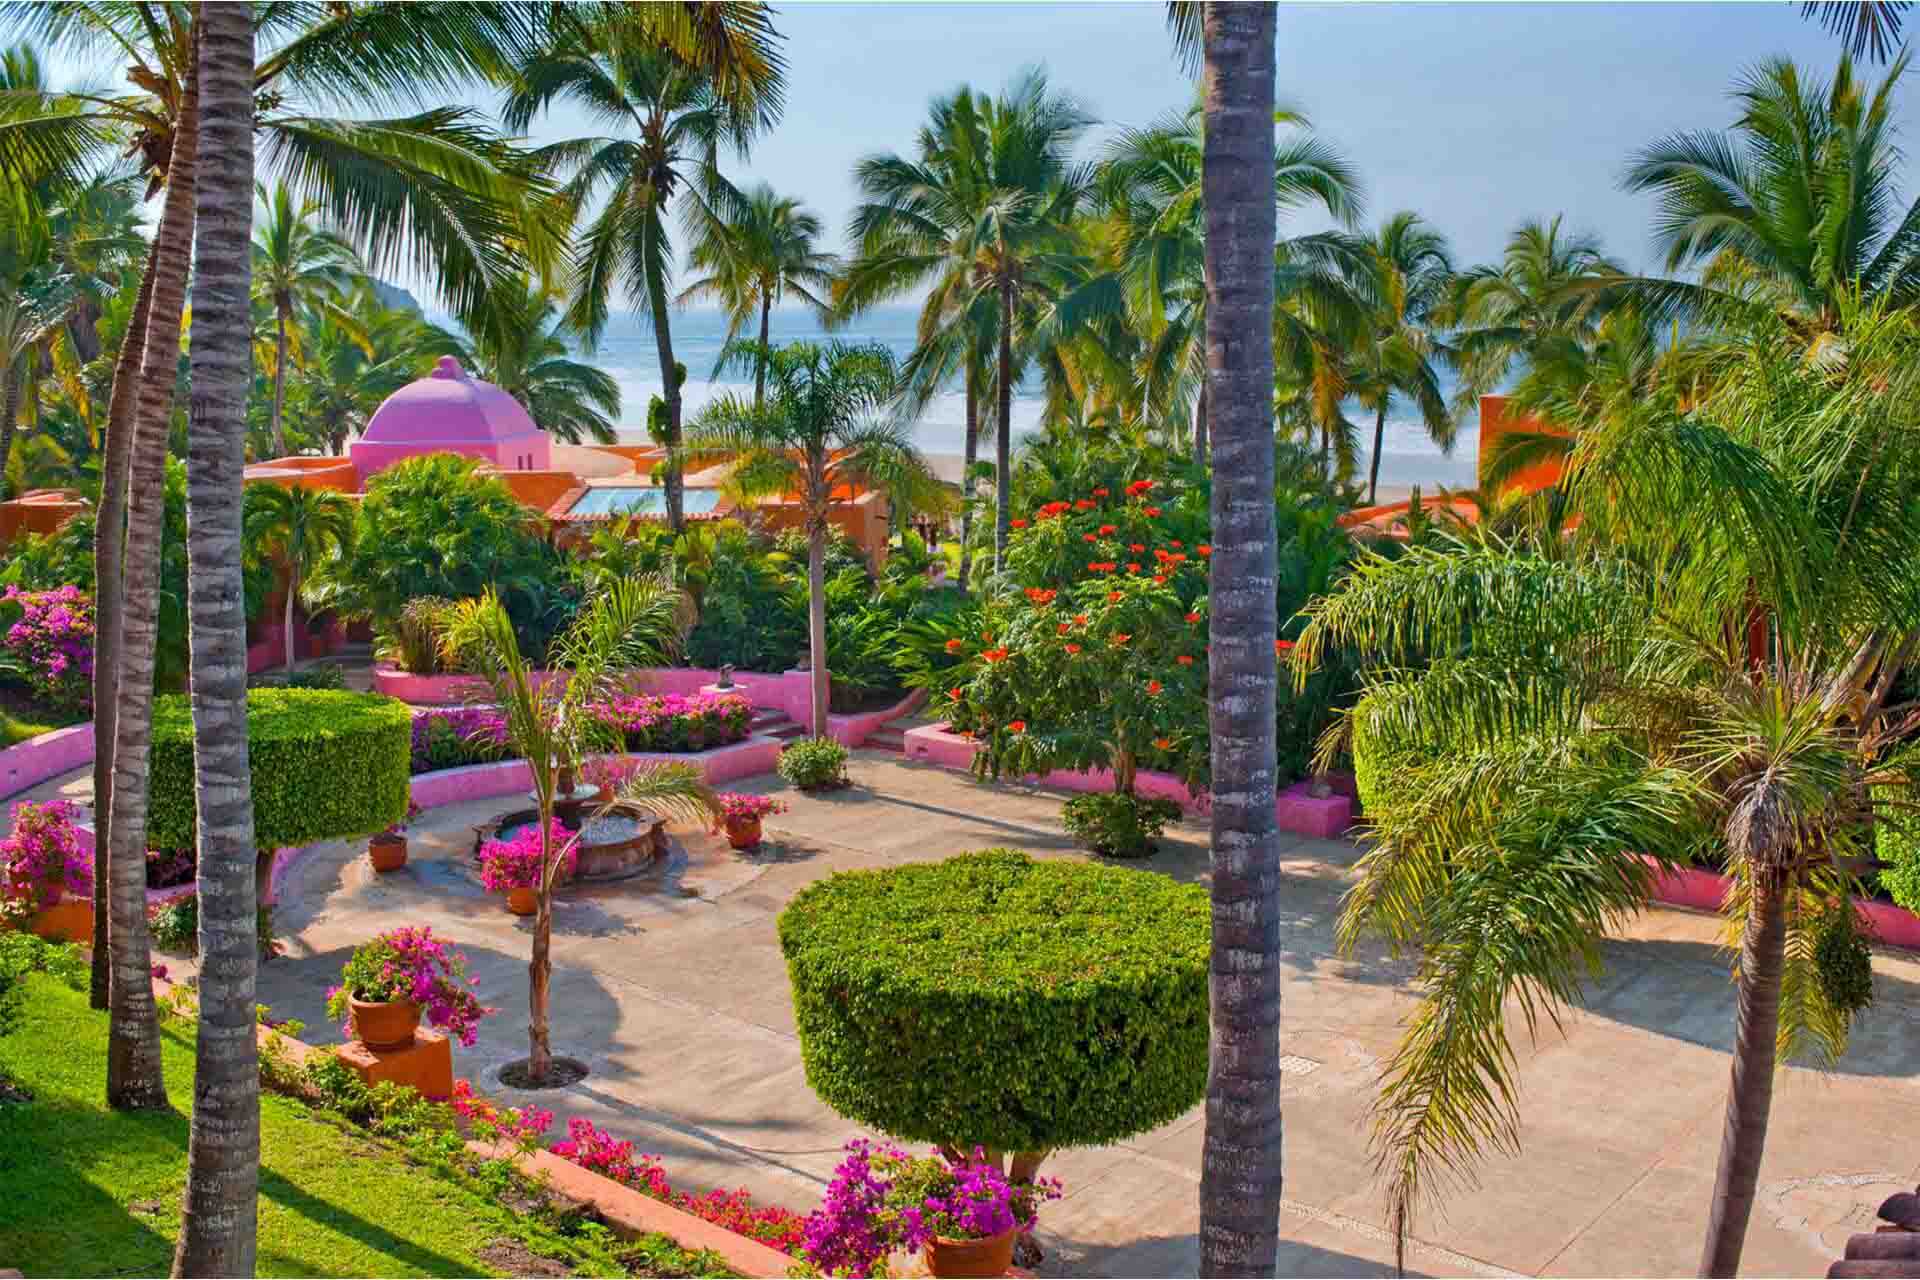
<box><xmin>0</xmin><ymin>932</ymin><xmax>82</xmax><ymax>1039</ymax></box>
<box><xmin>779</xmin><ymin>849</ymin><xmax>1210</xmax><ymax>1151</ymax></box>
<box><xmin>778</xmin><ymin>737</ymin><xmax>848</xmax><ymax>791</ymax></box>
<box><xmin>1812</xmin><ymin>905</ymin><xmax>1875</xmax><ymax>1019</ymax></box>
<box><xmin>148</xmin><ymin>689</ymin><xmax>411</xmax><ymax>853</ymax></box>
<box><xmin>282</xmin><ymin>662</ymin><xmax>346</xmax><ymax>691</ymax></box>
<box><xmin>1060</xmin><ymin>791</ymin><xmax>1182</xmax><ymax>859</ymax></box>
<box><xmin>146</xmin><ymin>895</ymin><xmax>279</xmax><ymax>958</ymax></box>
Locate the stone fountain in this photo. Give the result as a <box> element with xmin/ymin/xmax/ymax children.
<box><xmin>473</xmin><ymin>762</ymin><xmax>668</xmax><ymax>884</ymax></box>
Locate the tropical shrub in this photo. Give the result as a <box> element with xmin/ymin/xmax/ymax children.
<box><xmin>145</xmin><ymin>894</ymin><xmax>279</xmax><ymax>959</ymax></box>
<box><xmin>1060</xmin><ymin>791</ymin><xmax>1182</xmax><ymax>859</ymax></box>
<box><xmin>479</xmin><ymin>819</ymin><xmax>578</xmax><ymax>894</ymax></box>
<box><xmin>0</xmin><ymin>799</ymin><xmax>89</xmax><ymax>916</ymax></box>
<box><xmin>591</xmin><ymin>690</ymin><xmax>751</xmax><ymax>752</ymax></box>
<box><xmin>778</xmin><ymin>737</ymin><xmax>848</xmax><ymax>791</ymax></box>
<box><xmin>779</xmin><ymin>849</ymin><xmax>1210</xmax><ymax>1152</ymax></box>
<box><xmin>324</xmin><ymin>925</ymin><xmax>493</xmax><ymax>1047</ymax></box>
<box><xmin>148</xmin><ymin>689</ymin><xmax>411</xmax><ymax>852</ymax></box>
<box><xmin>281</xmin><ymin>662</ymin><xmax>347</xmax><ymax>691</ymax></box>
<box><xmin>378</xmin><ymin>596</ymin><xmax>456</xmax><ymax>674</ymax></box>
<box><xmin>0</xmin><ymin>586</ymin><xmax>93</xmax><ymax>714</ymax></box>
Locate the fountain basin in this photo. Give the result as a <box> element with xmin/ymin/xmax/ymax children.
<box><xmin>475</xmin><ymin>806</ymin><xmax>667</xmax><ymax>883</ymax></box>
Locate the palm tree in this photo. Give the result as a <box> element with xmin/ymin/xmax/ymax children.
<box><xmin>172</xmin><ymin>4</ymin><xmax>259</xmax><ymax>1272</ymax></box>
<box><xmin>1193</xmin><ymin>3</ymin><xmax>1286</xmax><ymax>1274</ymax></box>
<box><xmin>1298</xmin><ymin>303</ymin><xmax>1919</xmax><ymax>1277</ymax></box>
<box><xmin>679</xmin><ymin>182</ymin><xmax>836</xmax><ymax>407</ymax></box>
<box><xmin>683</xmin><ymin>340</ymin><xmax>935</xmax><ymax>736</ymax></box>
<box><xmin>1345</xmin><ymin>212</ymin><xmax>1456</xmax><ymax>505</ymax></box>
<box><xmin>242</xmin><ymin>483</ymin><xmax>356</xmax><ymax>672</ymax></box>
<box><xmin>252</xmin><ymin>181</ymin><xmax>358</xmax><ymax>457</ymax></box>
<box><xmin>44</xmin><ymin>163</ymin><xmax>145</xmax><ymax>368</ymax></box>
<box><xmin>0</xmin><ymin>265</ymin><xmax>73</xmax><ymax>491</ymax></box>
<box><xmin>840</xmin><ymin>69</ymin><xmax>1093</xmax><ymax>574</ymax></box>
<box><xmin>503</xmin><ymin>12</ymin><xmax>780</xmax><ymax>532</ymax></box>
<box><xmin>1622</xmin><ymin>53</ymin><xmax>1920</xmax><ymax>339</ymax></box>
<box><xmin>458</xmin><ymin>277</ymin><xmax>620</xmax><ymax>444</ymax></box>
<box><xmin>1801</xmin><ymin>1</ymin><xmax>1908</xmax><ymax>63</ymax></box>
<box><xmin>293</xmin><ymin>288</ymin><xmax>459</xmax><ymax>453</ymax></box>
<box><xmin>442</xmin><ymin>580</ymin><xmax>710</xmax><ymax>1086</ymax></box>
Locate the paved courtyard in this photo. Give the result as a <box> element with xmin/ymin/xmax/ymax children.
<box><xmin>24</xmin><ymin>750</ymin><xmax>1920</xmax><ymax>1276</ymax></box>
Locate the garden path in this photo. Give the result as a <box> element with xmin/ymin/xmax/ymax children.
<box><xmin>16</xmin><ymin>751</ymin><xmax>1920</xmax><ymax>1277</ymax></box>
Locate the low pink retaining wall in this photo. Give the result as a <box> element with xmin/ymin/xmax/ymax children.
<box><xmin>635</xmin><ymin>666</ymin><xmax>823</xmax><ymax>733</ymax></box>
<box><xmin>828</xmin><ymin>687</ymin><xmax>926</xmax><ymax>749</ymax></box>
<box><xmin>371</xmin><ymin>665</ymin><xmax>565</xmax><ymax>706</ymax></box>
<box><xmin>406</xmin><ymin>735</ymin><xmax>785</xmax><ymax>810</ymax></box>
<box><xmin>0</xmin><ymin>722</ymin><xmax>94</xmax><ymax>800</ymax></box>
<box><xmin>1642</xmin><ymin>857</ymin><xmax>1920</xmax><ymax>951</ymax></box>
<box><xmin>901</xmin><ymin>722</ymin><xmax>1357</xmax><ymax>838</ymax></box>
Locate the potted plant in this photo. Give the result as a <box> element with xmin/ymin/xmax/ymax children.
<box><xmin>325</xmin><ymin>925</ymin><xmax>492</xmax><ymax>1049</ymax></box>
<box><xmin>479</xmin><ymin>818</ymin><xmax>578</xmax><ymax>916</ymax></box>
<box><xmin>368</xmin><ymin>801</ymin><xmax>422</xmax><ymax>873</ymax></box>
<box><xmin>0</xmin><ymin>799</ymin><xmax>92</xmax><ymax>939</ymax></box>
<box><xmin>714</xmin><ymin>792</ymin><xmax>786</xmax><ymax>850</ymax></box>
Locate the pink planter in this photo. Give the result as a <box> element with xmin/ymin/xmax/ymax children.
<box><xmin>371</xmin><ymin>665</ymin><xmax>559</xmax><ymax>705</ymax></box>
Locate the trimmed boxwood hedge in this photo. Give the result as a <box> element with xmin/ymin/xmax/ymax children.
<box><xmin>148</xmin><ymin>689</ymin><xmax>412</xmax><ymax>852</ymax></box>
<box><xmin>778</xmin><ymin>848</ymin><xmax>1209</xmax><ymax>1152</ymax></box>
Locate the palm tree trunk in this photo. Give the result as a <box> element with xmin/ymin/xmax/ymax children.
<box><xmin>1192</xmin><ymin>382</ymin><xmax>1209</xmax><ymax>470</ymax></box>
<box><xmin>107</xmin><ymin>35</ymin><xmax>200</xmax><ymax>1114</ymax></box>
<box><xmin>271</xmin><ymin>300</ymin><xmax>290</xmax><ymax>457</ymax></box>
<box><xmin>1698</xmin><ymin>867</ymin><xmax>1789</xmax><ymax>1278</ymax></box>
<box><xmin>0</xmin><ymin>369</ymin><xmax>20</xmax><ymax>496</ymax></box>
<box><xmin>528</xmin><ymin>799</ymin><xmax>556</xmax><ymax>1084</ymax></box>
<box><xmin>807</xmin><ymin>498</ymin><xmax>829</xmax><ymax>738</ymax></box>
<box><xmin>172</xmin><ymin>7</ymin><xmax>260</xmax><ymax>1271</ymax></box>
<box><xmin>995</xmin><ymin>281</ymin><xmax>1014</xmax><ymax>575</ymax></box>
<box><xmin>755</xmin><ymin>295</ymin><xmax>770</xmax><ymax>409</ymax></box>
<box><xmin>90</xmin><ymin>240</ymin><xmax>161</xmax><ymax>1010</ymax></box>
<box><xmin>958</xmin><ymin>362</ymin><xmax>978</xmax><ymax>592</ymax></box>
<box><xmin>646</xmin><ymin>273</ymin><xmax>684</xmax><ymax>533</ymax></box>
<box><xmin>283</xmin><ymin>566</ymin><xmax>297</xmax><ymax>672</ymax></box>
<box><xmin>1197</xmin><ymin>4</ymin><xmax>1283</xmax><ymax>1275</ymax></box>
<box><xmin>66</xmin><ymin>301</ymin><xmax>102</xmax><ymax>366</ymax></box>
<box><xmin>1367</xmin><ymin>401</ymin><xmax>1387</xmax><ymax>506</ymax></box>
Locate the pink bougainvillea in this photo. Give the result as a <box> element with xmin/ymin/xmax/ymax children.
<box><xmin>1</xmin><ymin>585</ymin><xmax>94</xmax><ymax>714</ymax></box>
<box><xmin>0</xmin><ymin>798</ymin><xmax>90</xmax><ymax>912</ymax></box>
<box><xmin>324</xmin><ymin>925</ymin><xmax>494</xmax><ymax>1047</ymax></box>
<box><xmin>477</xmin><ymin>818</ymin><xmax>578</xmax><ymax>894</ymax></box>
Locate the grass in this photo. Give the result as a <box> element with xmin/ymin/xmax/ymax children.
<box><xmin>0</xmin><ymin>973</ymin><xmax>735</xmax><ymax>1278</ymax></box>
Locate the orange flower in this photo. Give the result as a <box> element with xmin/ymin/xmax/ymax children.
<box><xmin>1125</xmin><ymin>479</ymin><xmax>1154</xmax><ymax>497</ymax></box>
<box><xmin>1153</xmin><ymin>574</ymin><xmax>1167</xmax><ymax>585</ymax></box>
<box><xmin>1127</xmin><ymin>562</ymin><xmax>1142</xmax><ymax>573</ymax></box>
<box><xmin>1153</xmin><ymin>548</ymin><xmax>1171</xmax><ymax>562</ymax></box>
<box><xmin>1143</xmin><ymin>506</ymin><xmax>1162</xmax><ymax>517</ymax></box>
<box><xmin>1154</xmin><ymin>737</ymin><xmax>1172</xmax><ymax>750</ymax></box>
<box><xmin>1185</xmin><ymin>611</ymin><xmax>1202</xmax><ymax>624</ymax></box>
<box><xmin>1074</xmin><ymin>498</ymin><xmax>1096</xmax><ymax>510</ymax></box>
<box><xmin>1168</xmin><ymin>553</ymin><xmax>1186</xmax><ymax>564</ymax></box>
<box><xmin>948</xmin><ymin>687</ymin><xmax>963</xmax><ymax>700</ymax></box>
<box><xmin>1129</xmin><ymin>543</ymin><xmax>1146</xmax><ymax>553</ymax></box>
<box><xmin>1177</xmin><ymin>654</ymin><xmax>1194</xmax><ymax>666</ymax></box>
<box><xmin>1010</xmin><ymin>518</ymin><xmax>1028</xmax><ymax>528</ymax></box>
<box><xmin>1196</xmin><ymin>544</ymin><xmax>1212</xmax><ymax>557</ymax></box>
<box><xmin>982</xmin><ymin>647</ymin><xmax>1009</xmax><ymax>663</ymax></box>
<box><xmin>1275</xmin><ymin>639</ymin><xmax>1296</xmax><ymax>655</ymax></box>
<box><xmin>1083</xmin><ymin>532</ymin><xmax>1098</xmax><ymax>542</ymax></box>
<box><xmin>944</xmin><ymin>638</ymin><xmax>964</xmax><ymax>653</ymax></box>
<box><xmin>1064</xmin><ymin>642</ymin><xmax>1082</xmax><ymax>654</ymax></box>
<box><xmin>1057</xmin><ymin>622</ymin><xmax>1071</xmax><ymax>635</ymax></box>
<box><xmin>1170</xmin><ymin>540</ymin><xmax>1183</xmax><ymax>549</ymax></box>
<box><xmin>1025</xmin><ymin>587</ymin><xmax>1057</xmax><ymax>604</ymax></box>
<box><xmin>1008</xmin><ymin>720</ymin><xmax>1026</xmax><ymax>734</ymax></box>
<box><xmin>1098</xmin><ymin>524</ymin><xmax>1118</xmax><ymax>535</ymax></box>
<box><xmin>1146</xmin><ymin>679</ymin><xmax>1163</xmax><ymax>694</ymax></box>
<box><xmin>1074</xmin><ymin>614</ymin><xmax>1089</xmax><ymax>625</ymax></box>
<box><xmin>1093</xmin><ymin>486</ymin><xmax>1110</xmax><ymax>497</ymax></box>
<box><xmin>1107</xmin><ymin>591</ymin><xmax>1124</xmax><ymax>603</ymax></box>
<box><xmin>1112</xmin><ymin>633</ymin><xmax>1132</xmax><ymax>646</ymax></box>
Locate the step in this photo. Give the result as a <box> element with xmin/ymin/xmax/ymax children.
<box><xmin>766</xmin><ymin>722</ymin><xmax>807</xmax><ymax>742</ymax></box>
<box><xmin>865</xmin><ymin>727</ymin><xmax>907</xmax><ymax>752</ymax></box>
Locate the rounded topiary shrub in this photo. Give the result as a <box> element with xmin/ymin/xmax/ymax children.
<box><xmin>778</xmin><ymin>848</ymin><xmax>1209</xmax><ymax>1152</ymax></box>
<box><xmin>148</xmin><ymin>689</ymin><xmax>412</xmax><ymax>852</ymax></box>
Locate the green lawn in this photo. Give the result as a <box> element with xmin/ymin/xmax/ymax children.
<box><xmin>0</xmin><ymin>702</ymin><xmax>77</xmax><ymax>747</ymax></box>
<box><xmin>0</xmin><ymin>975</ymin><xmax>730</xmax><ymax>1278</ymax></box>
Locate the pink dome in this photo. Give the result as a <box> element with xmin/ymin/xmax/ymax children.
<box><xmin>351</xmin><ymin>356</ymin><xmax>551</xmax><ymax>480</ymax></box>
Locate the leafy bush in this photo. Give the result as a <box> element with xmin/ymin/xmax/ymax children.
<box><xmin>778</xmin><ymin>737</ymin><xmax>848</xmax><ymax>791</ymax></box>
<box><xmin>283</xmin><ymin>662</ymin><xmax>347</xmax><ymax>691</ymax></box>
<box><xmin>1060</xmin><ymin>791</ymin><xmax>1182</xmax><ymax>859</ymax></box>
<box><xmin>409</xmin><ymin>706</ymin><xmax>511</xmax><ymax>773</ymax></box>
<box><xmin>146</xmin><ymin>893</ymin><xmax>278</xmax><ymax>958</ymax></box>
<box><xmin>148</xmin><ymin>688</ymin><xmax>411</xmax><ymax>852</ymax></box>
<box><xmin>1349</xmin><ymin>688</ymin><xmax>1439</xmax><ymax>821</ymax></box>
<box><xmin>779</xmin><ymin>848</ymin><xmax>1209</xmax><ymax>1152</ymax></box>
<box><xmin>376</xmin><ymin>596</ymin><xmax>455</xmax><ymax>675</ymax></box>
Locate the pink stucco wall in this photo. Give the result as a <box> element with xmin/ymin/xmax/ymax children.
<box><xmin>829</xmin><ymin>688</ymin><xmax>926</xmax><ymax>749</ymax></box>
<box><xmin>1640</xmin><ymin>856</ymin><xmax>1920</xmax><ymax>950</ymax></box>
<box><xmin>0</xmin><ymin>723</ymin><xmax>93</xmax><ymax>799</ymax></box>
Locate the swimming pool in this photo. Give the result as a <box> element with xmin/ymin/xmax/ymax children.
<box><xmin>566</xmin><ymin>487</ymin><xmax>725</xmax><ymax>518</ymax></box>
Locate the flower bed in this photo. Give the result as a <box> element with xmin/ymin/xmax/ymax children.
<box><xmin>409</xmin><ymin>706</ymin><xmax>511</xmax><ymax>773</ymax></box>
<box><xmin>592</xmin><ymin>691</ymin><xmax>750</xmax><ymax>753</ymax></box>
<box><xmin>1</xmin><ymin>585</ymin><xmax>93</xmax><ymax>716</ymax></box>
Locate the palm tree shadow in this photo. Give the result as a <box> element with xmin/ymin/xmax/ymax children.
<box><xmin>1041</xmin><ymin>1231</ymin><xmax>1418</xmax><ymax>1278</ymax></box>
<box><xmin>255</xmin><ymin>1164</ymin><xmax>475</xmax><ymax>1277</ymax></box>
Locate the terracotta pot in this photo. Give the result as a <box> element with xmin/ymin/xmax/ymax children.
<box><xmin>723</xmin><ymin>815</ymin><xmax>764</xmax><ymax>850</ymax></box>
<box><xmin>924</xmin><ymin>1227</ymin><xmax>1017</xmax><ymax>1278</ymax></box>
<box><xmin>349</xmin><ymin>997</ymin><xmax>420</xmax><ymax>1049</ymax></box>
<box><xmin>368</xmin><ymin>834</ymin><xmax>408</xmax><ymax>873</ymax></box>
<box><xmin>507</xmin><ymin>886</ymin><xmax>538</xmax><ymax>916</ymax></box>
<box><xmin>29</xmin><ymin>897</ymin><xmax>91</xmax><ymax>944</ymax></box>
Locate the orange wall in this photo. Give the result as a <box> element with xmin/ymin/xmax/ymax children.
<box><xmin>242</xmin><ymin>456</ymin><xmax>360</xmax><ymax>493</ymax></box>
<box><xmin>755</xmin><ymin>495</ymin><xmax>890</xmax><ymax>572</ymax></box>
<box><xmin>488</xmin><ymin>469</ymin><xmax>582</xmax><ymax>515</ymax></box>
<box><xmin>0</xmin><ymin>491</ymin><xmax>88</xmax><ymax>547</ymax></box>
<box><xmin>1477</xmin><ymin>395</ymin><xmax>1570</xmax><ymax>497</ymax></box>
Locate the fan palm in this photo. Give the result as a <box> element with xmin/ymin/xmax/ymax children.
<box><xmin>252</xmin><ymin>181</ymin><xmax>359</xmax><ymax>457</ymax></box>
<box><xmin>1621</xmin><ymin>53</ymin><xmax>1920</xmax><ymax>339</ymax></box>
<box><xmin>503</xmin><ymin>10</ymin><xmax>780</xmax><ymax>532</ymax></box>
<box><xmin>679</xmin><ymin>182</ymin><xmax>836</xmax><ymax>407</ymax></box>
<box><xmin>458</xmin><ymin>276</ymin><xmax>620</xmax><ymax>444</ymax></box>
<box><xmin>442</xmin><ymin>580</ymin><xmax>709</xmax><ymax>1087</ymax></box>
<box><xmin>241</xmin><ymin>482</ymin><xmax>356</xmax><ymax>672</ymax></box>
<box><xmin>1297</xmin><ymin>301</ymin><xmax>1920</xmax><ymax>1276</ymax></box>
<box><xmin>839</xmin><ymin>68</ymin><xmax>1093</xmax><ymax>574</ymax></box>
<box><xmin>682</xmin><ymin>340</ymin><xmax>935</xmax><ymax>736</ymax></box>
<box><xmin>1344</xmin><ymin>212</ymin><xmax>1457</xmax><ymax>505</ymax></box>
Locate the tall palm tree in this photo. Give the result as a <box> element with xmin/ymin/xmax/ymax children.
<box><xmin>679</xmin><ymin>182</ymin><xmax>836</xmax><ymax>407</ymax></box>
<box><xmin>293</xmin><ymin>288</ymin><xmax>459</xmax><ymax>454</ymax></box>
<box><xmin>0</xmin><ymin>264</ymin><xmax>73</xmax><ymax>490</ymax></box>
<box><xmin>1298</xmin><ymin>302</ymin><xmax>1919</xmax><ymax>1277</ymax></box>
<box><xmin>458</xmin><ymin>276</ymin><xmax>620</xmax><ymax>444</ymax></box>
<box><xmin>504</xmin><ymin>13</ymin><xmax>780</xmax><ymax>533</ymax></box>
<box><xmin>682</xmin><ymin>340</ymin><xmax>935</xmax><ymax>736</ymax></box>
<box><xmin>442</xmin><ymin>580</ymin><xmax>709</xmax><ymax>1086</ymax></box>
<box><xmin>251</xmin><ymin>181</ymin><xmax>358</xmax><ymax>457</ymax></box>
<box><xmin>172</xmin><ymin>4</ymin><xmax>259</xmax><ymax>1272</ymax></box>
<box><xmin>242</xmin><ymin>483</ymin><xmax>356</xmax><ymax>672</ymax></box>
<box><xmin>1622</xmin><ymin>53</ymin><xmax>1920</xmax><ymax>339</ymax></box>
<box><xmin>1191</xmin><ymin>2</ymin><xmax>1284</xmax><ymax>1273</ymax></box>
<box><xmin>1346</xmin><ymin>212</ymin><xmax>1456</xmax><ymax>505</ymax></box>
<box><xmin>1802</xmin><ymin>1</ymin><xmax>1908</xmax><ymax>63</ymax></box>
<box><xmin>44</xmin><ymin>163</ymin><xmax>145</xmax><ymax>368</ymax></box>
<box><xmin>840</xmin><ymin>69</ymin><xmax>1093</xmax><ymax>574</ymax></box>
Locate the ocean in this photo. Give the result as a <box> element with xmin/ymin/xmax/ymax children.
<box><xmin>564</xmin><ymin>304</ymin><xmax>1480</xmax><ymax>491</ymax></box>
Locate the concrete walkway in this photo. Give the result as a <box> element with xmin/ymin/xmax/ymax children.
<box><xmin>24</xmin><ymin>751</ymin><xmax>1920</xmax><ymax>1275</ymax></box>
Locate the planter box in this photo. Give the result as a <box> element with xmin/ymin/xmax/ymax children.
<box><xmin>372</xmin><ymin>665</ymin><xmax>565</xmax><ymax>705</ymax></box>
<box><xmin>28</xmin><ymin>897</ymin><xmax>89</xmax><ymax>943</ymax></box>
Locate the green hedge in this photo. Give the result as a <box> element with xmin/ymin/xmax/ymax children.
<box><xmin>1876</xmin><ymin>745</ymin><xmax>1920</xmax><ymax>910</ymax></box>
<box><xmin>778</xmin><ymin>848</ymin><xmax>1209</xmax><ymax>1152</ymax></box>
<box><xmin>149</xmin><ymin>689</ymin><xmax>412</xmax><ymax>852</ymax></box>
<box><xmin>1349</xmin><ymin>688</ymin><xmax>1440</xmax><ymax>820</ymax></box>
